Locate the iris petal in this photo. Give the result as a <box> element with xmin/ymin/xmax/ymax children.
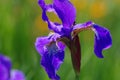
<box><xmin>0</xmin><ymin>64</ymin><xmax>9</xmax><ymax>80</ymax></box>
<box><xmin>53</xmin><ymin>0</ymin><xmax>76</xmax><ymax>27</ymax></box>
<box><xmin>35</xmin><ymin>33</ymin><xmax>62</xmax><ymax>55</ymax></box>
<box><xmin>92</xmin><ymin>24</ymin><xmax>112</xmax><ymax>58</ymax></box>
<box><xmin>35</xmin><ymin>33</ymin><xmax>65</xmax><ymax>80</ymax></box>
<box><xmin>38</xmin><ymin>0</ymin><xmax>76</xmax><ymax>34</ymax></box>
<box><xmin>41</xmin><ymin>43</ymin><xmax>64</xmax><ymax>80</ymax></box>
<box><xmin>38</xmin><ymin>0</ymin><xmax>65</xmax><ymax>34</ymax></box>
<box><xmin>41</xmin><ymin>52</ymin><xmax>60</xmax><ymax>80</ymax></box>
<box><xmin>0</xmin><ymin>54</ymin><xmax>12</xmax><ymax>78</ymax></box>
<box><xmin>72</xmin><ymin>21</ymin><xmax>93</xmax><ymax>37</ymax></box>
<box><xmin>0</xmin><ymin>54</ymin><xmax>25</xmax><ymax>80</ymax></box>
<box><xmin>10</xmin><ymin>70</ymin><xmax>25</xmax><ymax>80</ymax></box>
<box><xmin>72</xmin><ymin>21</ymin><xmax>112</xmax><ymax>58</ymax></box>
<box><xmin>49</xmin><ymin>22</ymin><xmax>63</xmax><ymax>34</ymax></box>
<box><xmin>73</xmin><ymin>21</ymin><xmax>93</xmax><ymax>30</ymax></box>
<box><xmin>35</xmin><ymin>36</ymin><xmax>50</xmax><ymax>56</ymax></box>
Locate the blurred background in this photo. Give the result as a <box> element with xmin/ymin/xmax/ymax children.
<box><xmin>0</xmin><ymin>0</ymin><xmax>120</xmax><ymax>80</ymax></box>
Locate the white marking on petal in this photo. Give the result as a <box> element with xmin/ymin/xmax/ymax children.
<box><xmin>92</xmin><ymin>27</ymin><xmax>100</xmax><ymax>40</ymax></box>
<box><xmin>103</xmin><ymin>44</ymin><xmax>112</xmax><ymax>50</ymax></box>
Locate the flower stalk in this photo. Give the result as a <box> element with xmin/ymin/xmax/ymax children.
<box><xmin>75</xmin><ymin>75</ymin><xmax>80</xmax><ymax>80</ymax></box>
<box><xmin>70</xmin><ymin>35</ymin><xmax>81</xmax><ymax>76</ymax></box>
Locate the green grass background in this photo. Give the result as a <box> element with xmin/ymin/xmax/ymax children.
<box><xmin>0</xmin><ymin>0</ymin><xmax>120</xmax><ymax>80</ymax></box>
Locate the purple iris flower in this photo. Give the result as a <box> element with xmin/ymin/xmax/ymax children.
<box><xmin>0</xmin><ymin>54</ymin><xmax>25</xmax><ymax>80</ymax></box>
<box><xmin>35</xmin><ymin>0</ymin><xmax>112</xmax><ymax>80</ymax></box>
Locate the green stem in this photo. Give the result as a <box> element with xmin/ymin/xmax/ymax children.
<box><xmin>75</xmin><ymin>75</ymin><xmax>79</xmax><ymax>80</ymax></box>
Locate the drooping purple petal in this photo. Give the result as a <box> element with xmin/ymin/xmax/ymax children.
<box><xmin>35</xmin><ymin>36</ymin><xmax>50</xmax><ymax>56</ymax></box>
<box><xmin>10</xmin><ymin>70</ymin><xmax>25</xmax><ymax>80</ymax></box>
<box><xmin>53</xmin><ymin>0</ymin><xmax>76</xmax><ymax>27</ymax></box>
<box><xmin>41</xmin><ymin>53</ymin><xmax>60</xmax><ymax>80</ymax></box>
<box><xmin>52</xmin><ymin>42</ymin><xmax>65</xmax><ymax>71</ymax></box>
<box><xmin>41</xmin><ymin>43</ymin><xmax>64</xmax><ymax>80</ymax></box>
<box><xmin>73</xmin><ymin>21</ymin><xmax>93</xmax><ymax>30</ymax></box>
<box><xmin>0</xmin><ymin>54</ymin><xmax>12</xmax><ymax>79</ymax></box>
<box><xmin>72</xmin><ymin>21</ymin><xmax>93</xmax><ymax>37</ymax></box>
<box><xmin>0</xmin><ymin>64</ymin><xmax>9</xmax><ymax>80</ymax></box>
<box><xmin>35</xmin><ymin>33</ymin><xmax>65</xmax><ymax>80</ymax></box>
<box><xmin>35</xmin><ymin>33</ymin><xmax>61</xmax><ymax>55</ymax></box>
<box><xmin>57</xmin><ymin>41</ymin><xmax>66</xmax><ymax>50</ymax></box>
<box><xmin>72</xmin><ymin>21</ymin><xmax>112</xmax><ymax>58</ymax></box>
<box><xmin>92</xmin><ymin>24</ymin><xmax>112</xmax><ymax>58</ymax></box>
<box><xmin>52</xmin><ymin>50</ymin><xmax>64</xmax><ymax>71</ymax></box>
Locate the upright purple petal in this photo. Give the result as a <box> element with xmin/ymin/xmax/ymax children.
<box><xmin>38</xmin><ymin>0</ymin><xmax>45</xmax><ymax>9</ymax></box>
<box><xmin>35</xmin><ymin>33</ymin><xmax>65</xmax><ymax>80</ymax></box>
<box><xmin>92</xmin><ymin>24</ymin><xmax>112</xmax><ymax>58</ymax></box>
<box><xmin>53</xmin><ymin>0</ymin><xmax>76</xmax><ymax>27</ymax></box>
<box><xmin>38</xmin><ymin>0</ymin><xmax>76</xmax><ymax>28</ymax></box>
<box><xmin>38</xmin><ymin>0</ymin><xmax>65</xmax><ymax>34</ymax></box>
<box><xmin>49</xmin><ymin>22</ymin><xmax>64</xmax><ymax>34</ymax></box>
<box><xmin>10</xmin><ymin>70</ymin><xmax>25</xmax><ymax>80</ymax></box>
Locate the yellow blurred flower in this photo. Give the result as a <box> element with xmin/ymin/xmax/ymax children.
<box><xmin>46</xmin><ymin>12</ymin><xmax>62</xmax><ymax>24</ymax></box>
<box><xmin>34</xmin><ymin>12</ymin><xmax>61</xmax><ymax>34</ymax></box>
<box><xmin>114</xmin><ymin>0</ymin><xmax>120</xmax><ymax>4</ymax></box>
<box><xmin>90</xmin><ymin>1</ymin><xmax>107</xmax><ymax>18</ymax></box>
<box><xmin>72</xmin><ymin>0</ymin><xmax>87</xmax><ymax>11</ymax></box>
<box><xmin>34</xmin><ymin>15</ymin><xmax>49</xmax><ymax>33</ymax></box>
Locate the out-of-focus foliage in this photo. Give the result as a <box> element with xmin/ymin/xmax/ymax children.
<box><xmin>0</xmin><ymin>0</ymin><xmax>120</xmax><ymax>80</ymax></box>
